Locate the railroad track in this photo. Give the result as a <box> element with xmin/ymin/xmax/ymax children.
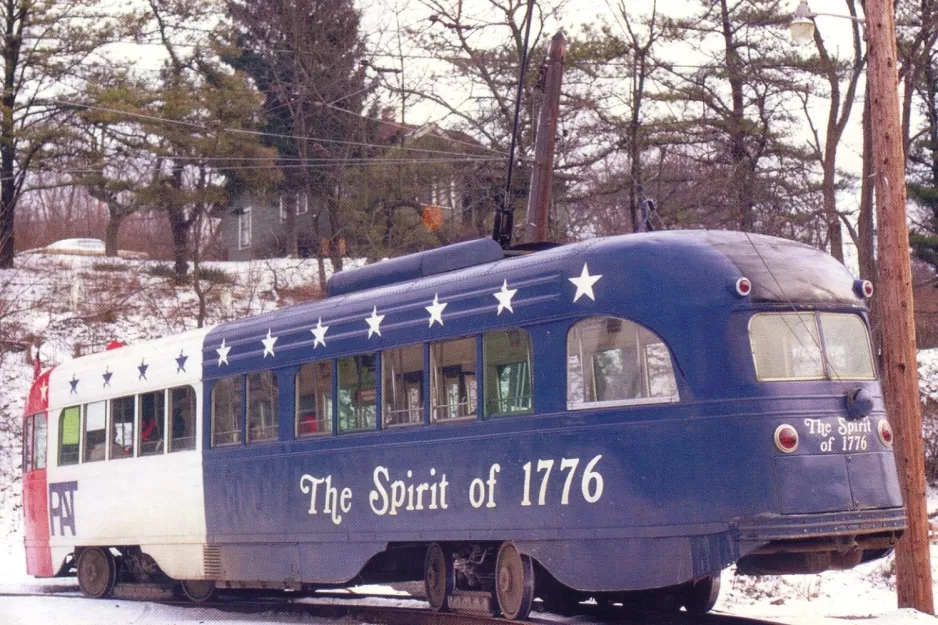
<box><xmin>0</xmin><ymin>583</ymin><xmax>789</xmax><ymax>625</ymax></box>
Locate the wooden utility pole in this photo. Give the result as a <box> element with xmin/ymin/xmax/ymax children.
<box><xmin>524</xmin><ymin>31</ymin><xmax>566</xmax><ymax>244</ymax></box>
<box><xmin>865</xmin><ymin>0</ymin><xmax>935</xmax><ymax>613</ymax></box>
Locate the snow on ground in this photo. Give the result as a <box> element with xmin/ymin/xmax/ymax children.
<box><xmin>1</xmin><ymin>255</ymin><xmax>937</xmax><ymax>624</ymax></box>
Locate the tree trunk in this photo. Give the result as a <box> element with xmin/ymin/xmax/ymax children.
<box><xmin>719</xmin><ymin>0</ymin><xmax>752</xmax><ymax>231</ymax></box>
<box><xmin>168</xmin><ymin>163</ymin><xmax>189</xmax><ymax>279</ymax></box>
<box><xmin>168</xmin><ymin>205</ymin><xmax>189</xmax><ymax>278</ymax></box>
<box><xmin>285</xmin><ymin>193</ymin><xmax>298</xmax><ymax>257</ymax></box>
<box><xmin>104</xmin><ymin>211</ymin><xmax>123</xmax><ymax>257</ymax></box>
<box><xmin>821</xmin><ymin>153</ymin><xmax>843</xmax><ymax>262</ymax></box>
<box><xmin>0</xmin><ymin>145</ymin><xmax>15</xmax><ymax>268</ymax></box>
<box><xmin>0</xmin><ymin>1</ymin><xmax>20</xmax><ymax>269</ymax></box>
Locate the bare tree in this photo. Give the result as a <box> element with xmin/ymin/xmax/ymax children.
<box><xmin>795</xmin><ymin>0</ymin><xmax>865</xmax><ymax>262</ymax></box>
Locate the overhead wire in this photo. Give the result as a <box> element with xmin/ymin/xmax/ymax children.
<box><xmin>51</xmin><ymin>99</ymin><xmax>499</xmax><ymax>159</ymax></box>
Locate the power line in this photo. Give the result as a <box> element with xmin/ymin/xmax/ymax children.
<box><xmin>52</xmin><ymin>99</ymin><xmax>500</xmax><ymax>159</ymax></box>
<box><xmin>49</xmin><ymin>156</ymin><xmax>504</xmax><ymax>176</ymax></box>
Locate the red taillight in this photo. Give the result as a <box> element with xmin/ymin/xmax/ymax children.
<box><xmin>774</xmin><ymin>424</ymin><xmax>799</xmax><ymax>453</ymax></box>
<box><xmin>736</xmin><ymin>277</ymin><xmax>751</xmax><ymax>297</ymax></box>
<box><xmin>854</xmin><ymin>278</ymin><xmax>874</xmax><ymax>299</ymax></box>
<box><xmin>878</xmin><ymin>420</ymin><xmax>893</xmax><ymax>446</ymax></box>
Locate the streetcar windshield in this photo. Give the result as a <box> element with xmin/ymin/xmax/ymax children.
<box><xmin>749</xmin><ymin>312</ymin><xmax>875</xmax><ymax>381</ymax></box>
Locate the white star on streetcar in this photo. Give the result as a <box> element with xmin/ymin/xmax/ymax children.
<box><xmin>216</xmin><ymin>338</ymin><xmax>231</xmax><ymax>366</ymax></box>
<box><xmin>40</xmin><ymin>382</ymin><xmax>48</xmax><ymax>402</ymax></box>
<box><xmin>262</xmin><ymin>329</ymin><xmax>278</xmax><ymax>358</ymax></box>
<box><xmin>366</xmin><ymin>306</ymin><xmax>385</xmax><ymax>338</ymax></box>
<box><xmin>425</xmin><ymin>293</ymin><xmax>448</xmax><ymax>327</ymax></box>
<box><xmin>569</xmin><ymin>263</ymin><xmax>603</xmax><ymax>302</ymax></box>
<box><xmin>311</xmin><ymin>318</ymin><xmax>329</xmax><ymax>348</ymax></box>
<box><xmin>493</xmin><ymin>279</ymin><xmax>518</xmax><ymax>315</ymax></box>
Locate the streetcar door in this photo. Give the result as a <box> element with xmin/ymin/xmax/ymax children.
<box><xmin>23</xmin><ymin>412</ymin><xmax>54</xmax><ymax>576</ymax></box>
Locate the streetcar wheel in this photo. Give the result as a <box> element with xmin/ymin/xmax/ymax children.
<box><xmin>424</xmin><ymin>543</ymin><xmax>453</xmax><ymax>611</ymax></box>
<box><xmin>495</xmin><ymin>542</ymin><xmax>535</xmax><ymax>621</ymax></box>
<box><xmin>181</xmin><ymin>579</ymin><xmax>217</xmax><ymax>603</ymax></box>
<box><xmin>77</xmin><ymin>547</ymin><xmax>117</xmax><ymax>599</ymax></box>
<box><xmin>683</xmin><ymin>575</ymin><xmax>720</xmax><ymax>614</ymax></box>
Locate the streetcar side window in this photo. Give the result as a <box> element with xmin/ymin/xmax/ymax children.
<box><xmin>383</xmin><ymin>344</ymin><xmax>424</xmax><ymax>427</ymax></box>
<box><xmin>139</xmin><ymin>391</ymin><xmax>166</xmax><ymax>456</ymax></box>
<box><xmin>337</xmin><ymin>354</ymin><xmax>377</xmax><ymax>433</ymax></box>
<box><xmin>483</xmin><ymin>329</ymin><xmax>533</xmax><ymax>417</ymax></box>
<box><xmin>247</xmin><ymin>371</ymin><xmax>278</xmax><ymax>443</ymax></box>
<box><xmin>23</xmin><ymin>417</ymin><xmax>33</xmax><ymax>472</ymax></box>
<box><xmin>109</xmin><ymin>395</ymin><xmax>135</xmax><ymax>459</ymax></box>
<box><xmin>430</xmin><ymin>337</ymin><xmax>477</xmax><ymax>422</ymax></box>
<box><xmin>296</xmin><ymin>362</ymin><xmax>332</xmax><ymax>437</ymax></box>
<box><xmin>83</xmin><ymin>401</ymin><xmax>107</xmax><ymax>462</ymax></box>
<box><xmin>33</xmin><ymin>413</ymin><xmax>47</xmax><ymax>470</ymax></box>
<box><xmin>567</xmin><ymin>317</ymin><xmax>679</xmax><ymax>408</ymax></box>
<box><xmin>170</xmin><ymin>385</ymin><xmax>197</xmax><ymax>452</ymax></box>
<box><xmin>59</xmin><ymin>406</ymin><xmax>80</xmax><ymax>466</ymax></box>
<box><xmin>212</xmin><ymin>375</ymin><xmax>244</xmax><ymax>447</ymax></box>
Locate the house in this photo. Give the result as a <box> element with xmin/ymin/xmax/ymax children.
<box><xmin>219</xmin><ymin>190</ymin><xmax>325</xmax><ymax>261</ymax></box>
<box><xmin>217</xmin><ymin>111</ymin><xmax>499</xmax><ymax>261</ymax></box>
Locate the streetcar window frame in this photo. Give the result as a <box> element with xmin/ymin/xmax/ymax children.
<box><xmin>482</xmin><ymin>328</ymin><xmax>534</xmax><ymax>418</ymax></box>
<box><xmin>429</xmin><ymin>336</ymin><xmax>478</xmax><ymax>423</ymax></box>
<box><xmin>82</xmin><ymin>400</ymin><xmax>108</xmax><ymax>463</ymax></box>
<box><xmin>33</xmin><ymin>412</ymin><xmax>47</xmax><ymax>470</ymax></box>
<box><xmin>566</xmin><ymin>316</ymin><xmax>680</xmax><ymax>410</ymax></box>
<box><xmin>382</xmin><ymin>344</ymin><xmax>425</xmax><ymax>428</ymax></box>
<box><xmin>108</xmin><ymin>395</ymin><xmax>136</xmax><ymax>460</ymax></box>
<box><xmin>818</xmin><ymin>313</ymin><xmax>877</xmax><ymax>381</ymax></box>
<box><xmin>748</xmin><ymin>312</ymin><xmax>876</xmax><ymax>382</ymax></box>
<box><xmin>169</xmin><ymin>385</ymin><xmax>198</xmax><ymax>452</ymax></box>
<box><xmin>23</xmin><ymin>415</ymin><xmax>34</xmax><ymax>473</ymax></box>
<box><xmin>211</xmin><ymin>375</ymin><xmax>244</xmax><ymax>447</ymax></box>
<box><xmin>138</xmin><ymin>390</ymin><xmax>167</xmax><ymax>457</ymax></box>
<box><xmin>246</xmin><ymin>370</ymin><xmax>279</xmax><ymax>444</ymax></box>
<box><xmin>337</xmin><ymin>353</ymin><xmax>379</xmax><ymax>434</ymax></box>
<box><xmin>58</xmin><ymin>406</ymin><xmax>81</xmax><ymax>466</ymax></box>
<box><xmin>296</xmin><ymin>361</ymin><xmax>333</xmax><ymax>438</ymax></box>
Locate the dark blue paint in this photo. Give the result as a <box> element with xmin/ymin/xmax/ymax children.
<box><xmin>198</xmin><ymin>231</ymin><xmax>905</xmax><ymax>592</ymax></box>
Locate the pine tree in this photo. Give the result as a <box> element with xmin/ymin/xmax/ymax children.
<box><xmin>225</xmin><ymin>0</ymin><xmax>369</xmax><ymax>277</ymax></box>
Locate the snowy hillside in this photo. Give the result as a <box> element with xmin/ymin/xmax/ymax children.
<box><xmin>0</xmin><ymin>254</ymin><xmax>936</xmax><ymax>624</ymax></box>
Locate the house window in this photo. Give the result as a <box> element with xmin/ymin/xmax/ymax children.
<box><xmin>280</xmin><ymin>194</ymin><xmax>308</xmax><ymax>222</ymax></box>
<box><xmin>239</xmin><ymin>207</ymin><xmax>252</xmax><ymax>249</ymax></box>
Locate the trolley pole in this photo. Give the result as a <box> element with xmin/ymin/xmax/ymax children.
<box><xmin>866</xmin><ymin>0</ymin><xmax>935</xmax><ymax>613</ymax></box>
<box><xmin>523</xmin><ymin>31</ymin><xmax>566</xmax><ymax>244</ymax></box>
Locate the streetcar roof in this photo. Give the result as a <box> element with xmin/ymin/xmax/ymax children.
<box><xmin>202</xmin><ymin>231</ymin><xmax>862</xmax><ymax>378</ymax></box>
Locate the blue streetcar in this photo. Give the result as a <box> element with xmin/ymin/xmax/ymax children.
<box><xmin>24</xmin><ymin>231</ymin><xmax>904</xmax><ymax>619</ymax></box>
